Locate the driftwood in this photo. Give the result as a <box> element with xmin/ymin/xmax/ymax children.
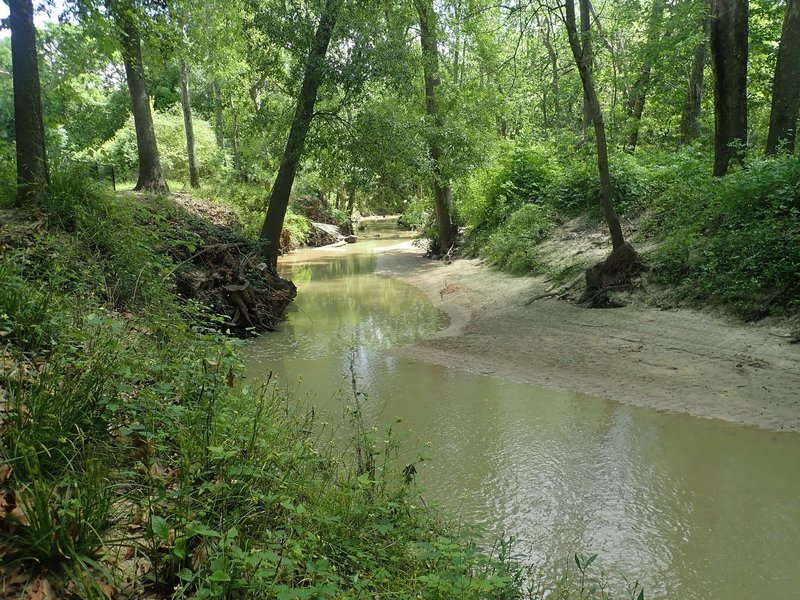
<box><xmin>174</xmin><ymin>240</ymin><xmax>296</xmax><ymax>335</ymax></box>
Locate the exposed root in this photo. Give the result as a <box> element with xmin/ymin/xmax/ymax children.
<box><xmin>579</xmin><ymin>242</ymin><xmax>642</xmax><ymax>308</ymax></box>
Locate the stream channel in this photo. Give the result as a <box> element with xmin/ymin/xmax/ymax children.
<box><xmin>243</xmin><ymin>218</ymin><xmax>800</xmax><ymax>599</ymax></box>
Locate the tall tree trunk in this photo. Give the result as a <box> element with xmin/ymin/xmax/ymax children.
<box><xmin>540</xmin><ymin>14</ymin><xmax>560</xmax><ymax>127</ymax></box>
<box><xmin>9</xmin><ymin>0</ymin><xmax>49</xmax><ymax>205</ymax></box>
<box><xmin>710</xmin><ymin>0</ymin><xmax>748</xmax><ymax>176</ymax></box>
<box><xmin>229</xmin><ymin>96</ymin><xmax>242</xmax><ymax>171</ymax></box>
<box><xmin>765</xmin><ymin>0</ymin><xmax>800</xmax><ymax>155</ymax></box>
<box><xmin>346</xmin><ymin>185</ymin><xmax>356</xmax><ymax>218</ymax></box>
<box><xmin>625</xmin><ymin>0</ymin><xmax>665</xmax><ymax>152</ymax></box>
<box><xmin>179</xmin><ymin>60</ymin><xmax>200</xmax><ymax>189</ymax></box>
<box><xmin>565</xmin><ymin>0</ymin><xmax>626</xmax><ymax>250</ymax></box>
<box><xmin>110</xmin><ymin>0</ymin><xmax>168</xmax><ymax>193</ymax></box>
<box><xmin>258</xmin><ymin>0</ymin><xmax>340</xmax><ymax>266</ymax></box>
<box><xmin>580</xmin><ymin>0</ymin><xmax>594</xmax><ymax>129</ymax></box>
<box><xmin>212</xmin><ymin>80</ymin><xmax>224</xmax><ymax>152</ymax></box>
<box><xmin>414</xmin><ymin>0</ymin><xmax>455</xmax><ymax>253</ymax></box>
<box><xmin>679</xmin><ymin>6</ymin><xmax>710</xmax><ymax>144</ymax></box>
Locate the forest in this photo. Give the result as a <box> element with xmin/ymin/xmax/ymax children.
<box><xmin>1</xmin><ymin>0</ymin><xmax>799</xmax><ymax>596</ymax></box>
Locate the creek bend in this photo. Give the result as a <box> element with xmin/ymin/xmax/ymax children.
<box><xmin>243</xmin><ymin>219</ymin><xmax>800</xmax><ymax>600</ymax></box>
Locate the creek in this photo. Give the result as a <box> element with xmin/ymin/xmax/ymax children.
<box><xmin>243</xmin><ymin>219</ymin><xmax>800</xmax><ymax>600</ymax></box>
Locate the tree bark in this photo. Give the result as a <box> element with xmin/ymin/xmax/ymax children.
<box><xmin>346</xmin><ymin>185</ymin><xmax>356</xmax><ymax>218</ymax></box>
<box><xmin>679</xmin><ymin>6</ymin><xmax>710</xmax><ymax>144</ymax></box>
<box><xmin>9</xmin><ymin>0</ymin><xmax>49</xmax><ymax>205</ymax></box>
<box><xmin>565</xmin><ymin>0</ymin><xmax>626</xmax><ymax>250</ymax></box>
<box><xmin>710</xmin><ymin>0</ymin><xmax>748</xmax><ymax>176</ymax></box>
<box><xmin>179</xmin><ymin>60</ymin><xmax>200</xmax><ymax>189</ymax></box>
<box><xmin>580</xmin><ymin>0</ymin><xmax>594</xmax><ymax>129</ymax></box>
<box><xmin>110</xmin><ymin>0</ymin><xmax>168</xmax><ymax>193</ymax></box>
<box><xmin>258</xmin><ymin>0</ymin><xmax>340</xmax><ymax>266</ymax></box>
<box><xmin>212</xmin><ymin>80</ymin><xmax>224</xmax><ymax>152</ymax></box>
<box><xmin>539</xmin><ymin>14</ymin><xmax>559</xmax><ymax>128</ymax></box>
<box><xmin>765</xmin><ymin>0</ymin><xmax>800</xmax><ymax>155</ymax></box>
<box><xmin>414</xmin><ymin>0</ymin><xmax>455</xmax><ymax>253</ymax></box>
<box><xmin>625</xmin><ymin>0</ymin><xmax>665</xmax><ymax>152</ymax></box>
<box><xmin>229</xmin><ymin>96</ymin><xmax>242</xmax><ymax>172</ymax></box>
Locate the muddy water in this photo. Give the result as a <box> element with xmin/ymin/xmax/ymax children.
<box><xmin>243</xmin><ymin>219</ymin><xmax>800</xmax><ymax>600</ymax></box>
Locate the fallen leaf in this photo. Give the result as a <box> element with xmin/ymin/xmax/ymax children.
<box><xmin>25</xmin><ymin>577</ymin><xmax>55</xmax><ymax>600</ymax></box>
<box><xmin>0</xmin><ymin>464</ymin><xmax>11</xmax><ymax>483</ymax></box>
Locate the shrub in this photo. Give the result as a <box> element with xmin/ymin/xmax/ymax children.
<box><xmin>481</xmin><ymin>203</ymin><xmax>556</xmax><ymax>274</ymax></box>
<box><xmin>647</xmin><ymin>152</ymin><xmax>800</xmax><ymax>318</ymax></box>
<box><xmin>92</xmin><ymin>106</ymin><xmax>226</xmax><ymax>183</ymax></box>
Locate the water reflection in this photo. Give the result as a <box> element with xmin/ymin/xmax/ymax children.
<box><xmin>243</xmin><ymin>221</ymin><xmax>800</xmax><ymax>600</ymax></box>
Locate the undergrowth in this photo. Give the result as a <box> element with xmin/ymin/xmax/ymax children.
<box><xmin>1</xmin><ymin>173</ymin><xmax>642</xmax><ymax>598</ymax></box>
<box><xmin>458</xmin><ymin>141</ymin><xmax>800</xmax><ymax>323</ymax></box>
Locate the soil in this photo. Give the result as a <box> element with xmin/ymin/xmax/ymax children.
<box><xmin>376</xmin><ymin>238</ymin><xmax>800</xmax><ymax>433</ymax></box>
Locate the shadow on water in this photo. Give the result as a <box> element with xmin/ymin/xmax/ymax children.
<box><xmin>243</xmin><ymin>219</ymin><xmax>800</xmax><ymax>600</ymax></box>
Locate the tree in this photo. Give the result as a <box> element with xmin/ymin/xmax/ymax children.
<box><xmin>625</xmin><ymin>0</ymin><xmax>665</xmax><ymax>152</ymax></box>
<box><xmin>258</xmin><ymin>0</ymin><xmax>341</xmax><ymax>266</ymax></box>
<box><xmin>179</xmin><ymin>59</ymin><xmax>200</xmax><ymax>187</ymax></box>
<box><xmin>679</xmin><ymin>4</ymin><xmax>710</xmax><ymax>145</ymax></box>
<box><xmin>8</xmin><ymin>0</ymin><xmax>49</xmax><ymax>204</ymax></box>
<box><xmin>765</xmin><ymin>0</ymin><xmax>800</xmax><ymax>155</ymax></box>
<box><xmin>108</xmin><ymin>0</ymin><xmax>169</xmax><ymax>192</ymax></box>
<box><xmin>413</xmin><ymin>0</ymin><xmax>455</xmax><ymax>253</ymax></box>
<box><xmin>563</xmin><ymin>0</ymin><xmax>625</xmax><ymax>251</ymax></box>
<box><xmin>709</xmin><ymin>0</ymin><xmax>748</xmax><ymax>176</ymax></box>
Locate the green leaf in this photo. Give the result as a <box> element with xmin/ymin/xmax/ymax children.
<box><xmin>150</xmin><ymin>515</ymin><xmax>169</xmax><ymax>540</ymax></box>
<box><xmin>208</xmin><ymin>570</ymin><xmax>231</xmax><ymax>582</ymax></box>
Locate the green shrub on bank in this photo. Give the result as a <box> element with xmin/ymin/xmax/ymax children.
<box><xmin>90</xmin><ymin>107</ymin><xmax>225</xmax><ymax>183</ymax></box>
<box><xmin>481</xmin><ymin>204</ymin><xmax>556</xmax><ymax>274</ymax></box>
<box><xmin>647</xmin><ymin>152</ymin><xmax>800</xmax><ymax>319</ymax></box>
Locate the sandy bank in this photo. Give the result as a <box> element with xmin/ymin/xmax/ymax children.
<box><xmin>377</xmin><ymin>241</ymin><xmax>800</xmax><ymax>432</ymax></box>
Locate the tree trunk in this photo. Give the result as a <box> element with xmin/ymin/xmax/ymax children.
<box><xmin>679</xmin><ymin>6</ymin><xmax>710</xmax><ymax>144</ymax></box>
<box><xmin>8</xmin><ymin>0</ymin><xmax>49</xmax><ymax>205</ymax></box>
<box><xmin>625</xmin><ymin>0</ymin><xmax>665</xmax><ymax>152</ymax></box>
<box><xmin>258</xmin><ymin>0</ymin><xmax>341</xmax><ymax>266</ymax></box>
<box><xmin>710</xmin><ymin>0</ymin><xmax>748</xmax><ymax>176</ymax></box>
<box><xmin>414</xmin><ymin>0</ymin><xmax>455</xmax><ymax>253</ymax></box>
<box><xmin>110</xmin><ymin>0</ymin><xmax>168</xmax><ymax>193</ymax></box>
<box><xmin>179</xmin><ymin>60</ymin><xmax>200</xmax><ymax>189</ymax></box>
<box><xmin>565</xmin><ymin>0</ymin><xmax>626</xmax><ymax>251</ymax></box>
<box><xmin>765</xmin><ymin>0</ymin><xmax>800</xmax><ymax>155</ymax></box>
<box><xmin>346</xmin><ymin>185</ymin><xmax>356</xmax><ymax>218</ymax></box>
<box><xmin>580</xmin><ymin>0</ymin><xmax>594</xmax><ymax>129</ymax></box>
<box><xmin>540</xmin><ymin>14</ymin><xmax>560</xmax><ymax>127</ymax></box>
<box><xmin>229</xmin><ymin>96</ymin><xmax>242</xmax><ymax>171</ymax></box>
<box><xmin>212</xmin><ymin>80</ymin><xmax>224</xmax><ymax>152</ymax></box>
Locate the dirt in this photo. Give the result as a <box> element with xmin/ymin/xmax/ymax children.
<box><xmin>376</xmin><ymin>239</ymin><xmax>800</xmax><ymax>433</ymax></box>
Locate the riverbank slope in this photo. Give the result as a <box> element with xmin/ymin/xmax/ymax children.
<box><xmin>377</xmin><ymin>241</ymin><xmax>800</xmax><ymax>432</ymax></box>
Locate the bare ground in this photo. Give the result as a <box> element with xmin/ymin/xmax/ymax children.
<box><xmin>376</xmin><ymin>237</ymin><xmax>800</xmax><ymax>433</ymax></box>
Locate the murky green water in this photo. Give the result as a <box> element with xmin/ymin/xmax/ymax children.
<box><xmin>243</xmin><ymin>220</ymin><xmax>800</xmax><ymax>600</ymax></box>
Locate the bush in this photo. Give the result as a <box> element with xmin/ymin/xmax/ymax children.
<box><xmin>648</xmin><ymin>152</ymin><xmax>800</xmax><ymax>318</ymax></box>
<box><xmin>92</xmin><ymin>106</ymin><xmax>226</xmax><ymax>183</ymax></box>
<box><xmin>481</xmin><ymin>203</ymin><xmax>556</xmax><ymax>274</ymax></box>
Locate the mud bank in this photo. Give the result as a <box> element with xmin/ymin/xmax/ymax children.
<box><xmin>377</xmin><ymin>241</ymin><xmax>800</xmax><ymax>432</ymax></box>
